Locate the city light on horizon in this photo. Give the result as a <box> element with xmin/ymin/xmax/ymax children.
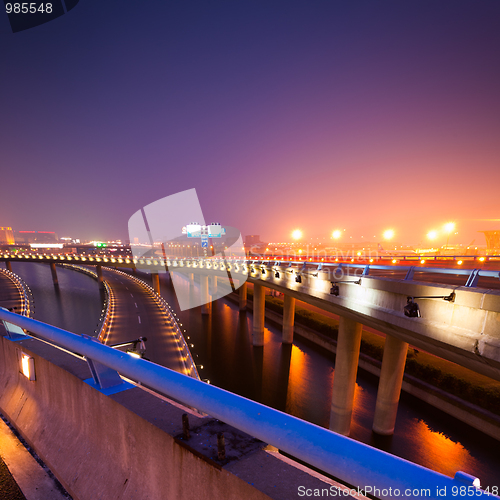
<box><xmin>292</xmin><ymin>229</ymin><xmax>303</xmax><ymax>240</ymax></box>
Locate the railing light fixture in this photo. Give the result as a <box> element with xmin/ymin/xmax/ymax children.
<box><xmin>404</xmin><ymin>292</ymin><xmax>456</xmax><ymax>318</ymax></box>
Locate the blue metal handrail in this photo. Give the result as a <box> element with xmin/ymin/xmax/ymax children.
<box><xmin>0</xmin><ymin>308</ymin><xmax>489</xmax><ymax>499</ymax></box>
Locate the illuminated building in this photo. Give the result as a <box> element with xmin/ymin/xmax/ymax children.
<box><xmin>0</xmin><ymin>226</ymin><xmax>15</xmax><ymax>245</ymax></box>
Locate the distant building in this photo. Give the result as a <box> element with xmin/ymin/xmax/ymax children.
<box><xmin>14</xmin><ymin>230</ymin><xmax>58</xmax><ymax>244</ymax></box>
<box><xmin>245</xmin><ymin>235</ymin><xmax>262</xmax><ymax>246</ymax></box>
<box><xmin>0</xmin><ymin>227</ymin><xmax>15</xmax><ymax>245</ymax></box>
<box><xmin>480</xmin><ymin>230</ymin><xmax>500</xmax><ymax>254</ymax></box>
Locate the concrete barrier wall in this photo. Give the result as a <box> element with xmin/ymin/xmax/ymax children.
<box><xmin>0</xmin><ymin>334</ymin><xmax>341</xmax><ymax>500</ymax></box>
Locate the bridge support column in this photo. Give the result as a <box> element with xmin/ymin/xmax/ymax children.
<box><xmin>253</xmin><ymin>284</ymin><xmax>265</xmax><ymax>346</ymax></box>
<box><xmin>6</xmin><ymin>261</ymin><xmax>12</xmax><ymax>272</ymax></box>
<box><xmin>96</xmin><ymin>265</ymin><xmax>104</xmax><ymax>289</ymax></box>
<box><xmin>201</xmin><ymin>275</ymin><xmax>211</xmax><ymax>315</ymax></box>
<box><xmin>50</xmin><ymin>262</ymin><xmax>59</xmax><ymax>286</ymax></box>
<box><xmin>239</xmin><ymin>282</ymin><xmax>247</xmax><ymax>311</ymax></box>
<box><xmin>212</xmin><ymin>275</ymin><xmax>217</xmax><ymax>294</ymax></box>
<box><xmin>152</xmin><ymin>272</ymin><xmax>160</xmax><ymax>295</ymax></box>
<box><xmin>372</xmin><ymin>335</ymin><xmax>408</xmax><ymax>435</ymax></box>
<box><xmin>282</xmin><ymin>294</ymin><xmax>295</xmax><ymax>344</ymax></box>
<box><xmin>329</xmin><ymin>316</ymin><xmax>362</xmax><ymax>436</ymax></box>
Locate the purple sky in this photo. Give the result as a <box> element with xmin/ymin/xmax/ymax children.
<box><xmin>1</xmin><ymin>1</ymin><xmax>499</xmax><ymax>247</ymax></box>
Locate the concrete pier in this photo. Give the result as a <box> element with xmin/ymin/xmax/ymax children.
<box><xmin>372</xmin><ymin>335</ymin><xmax>408</xmax><ymax>435</ymax></box>
<box><xmin>152</xmin><ymin>272</ymin><xmax>160</xmax><ymax>295</ymax></box>
<box><xmin>5</xmin><ymin>261</ymin><xmax>12</xmax><ymax>272</ymax></box>
<box><xmin>329</xmin><ymin>317</ymin><xmax>362</xmax><ymax>436</ymax></box>
<box><xmin>282</xmin><ymin>294</ymin><xmax>295</xmax><ymax>344</ymax></box>
<box><xmin>50</xmin><ymin>262</ymin><xmax>58</xmax><ymax>286</ymax></box>
<box><xmin>201</xmin><ymin>275</ymin><xmax>211</xmax><ymax>315</ymax></box>
<box><xmin>96</xmin><ymin>265</ymin><xmax>104</xmax><ymax>289</ymax></box>
<box><xmin>239</xmin><ymin>282</ymin><xmax>247</xmax><ymax>311</ymax></box>
<box><xmin>253</xmin><ymin>284</ymin><xmax>265</xmax><ymax>346</ymax></box>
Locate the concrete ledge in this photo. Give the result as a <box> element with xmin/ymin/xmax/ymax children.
<box><xmin>0</xmin><ymin>413</ymin><xmax>70</xmax><ymax>500</ymax></box>
<box><xmin>0</xmin><ymin>334</ymin><xmax>353</xmax><ymax>500</ymax></box>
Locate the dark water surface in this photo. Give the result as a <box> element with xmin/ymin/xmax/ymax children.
<box><xmin>5</xmin><ymin>262</ymin><xmax>499</xmax><ymax>487</ymax></box>
<box><xmin>9</xmin><ymin>262</ymin><xmax>103</xmax><ymax>336</ymax></box>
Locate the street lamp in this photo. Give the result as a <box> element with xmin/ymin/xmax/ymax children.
<box><xmin>383</xmin><ymin>229</ymin><xmax>395</xmax><ymax>241</ymax></box>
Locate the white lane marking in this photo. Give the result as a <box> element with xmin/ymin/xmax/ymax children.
<box><xmin>138</xmin><ymin>316</ymin><xmax>141</xmax><ymax>324</ymax></box>
<box><xmin>135</xmin><ymin>303</ymin><xmax>138</xmax><ymax>308</ymax></box>
<box><xmin>125</xmin><ymin>287</ymin><xmax>129</xmax><ymax>290</ymax></box>
<box><xmin>130</xmin><ymin>293</ymin><xmax>134</xmax><ymax>297</ymax></box>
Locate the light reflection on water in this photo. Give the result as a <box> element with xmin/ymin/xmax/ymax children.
<box><xmin>407</xmin><ymin>419</ymin><xmax>480</xmax><ymax>479</ymax></box>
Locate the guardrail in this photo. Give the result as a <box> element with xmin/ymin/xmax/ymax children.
<box><xmin>2</xmin><ymin>253</ymin><xmax>500</xmax><ymax>289</ymax></box>
<box><xmin>0</xmin><ymin>308</ymin><xmax>492</xmax><ymax>500</ymax></box>
<box><xmin>241</xmin><ymin>260</ymin><xmax>500</xmax><ymax>288</ymax></box>
<box><xmin>135</xmin><ymin>257</ymin><xmax>500</xmax><ymax>289</ymax></box>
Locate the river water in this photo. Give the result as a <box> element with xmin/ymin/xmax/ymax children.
<box><xmin>5</xmin><ymin>262</ymin><xmax>499</xmax><ymax>488</ymax></box>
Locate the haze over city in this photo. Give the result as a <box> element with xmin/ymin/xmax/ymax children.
<box><xmin>1</xmin><ymin>1</ymin><xmax>499</xmax><ymax>246</ymax></box>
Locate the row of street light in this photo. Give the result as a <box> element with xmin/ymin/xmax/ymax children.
<box><xmin>290</xmin><ymin>222</ymin><xmax>457</xmax><ymax>242</ymax></box>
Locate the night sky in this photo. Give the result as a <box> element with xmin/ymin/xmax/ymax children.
<box><xmin>1</xmin><ymin>1</ymin><xmax>499</xmax><ymax>246</ymax></box>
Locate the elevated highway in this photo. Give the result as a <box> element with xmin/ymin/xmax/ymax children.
<box><xmin>2</xmin><ymin>253</ymin><xmax>500</xmax><ymax>380</ymax></box>
<box><xmin>2</xmin><ymin>252</ymin><xmax>500</xmax><ymax>436</ymax></box>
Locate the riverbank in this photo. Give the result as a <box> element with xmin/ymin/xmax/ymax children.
<box><xmin>228</xmin><ymin>289</ymin><xmax>500</xmax><ymax>441</ymax></box>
